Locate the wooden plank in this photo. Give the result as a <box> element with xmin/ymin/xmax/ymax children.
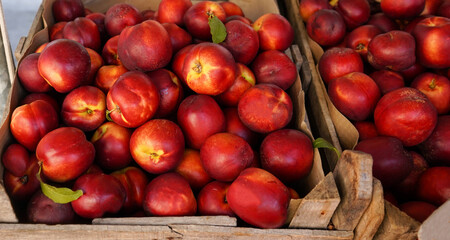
<box><xmin>286</xmin><ymin>198</ymin><xmax>302</xmax><ymax>224</ymax></box>
<box><xmin>332</xmin><ymin>150</ymin><xmax>373</xmax><ymax>231</ymax></box>
<box><xmin>0</xmin><ymin>1</ymin><xmax>15</xmax><ymax>84</ymax></box>
<box><xmin>14</xmin><ymin>4</ymin><xmax>44</xmax><ymax>62</ymax></box>
<box><xmin>0</xmin><ymin>223</ymin><xmax>354</xmax><ymax>240</ymax></box>
<box><xmin>418</xmin><ymin>200</ymin><xmax>450</xmax><ymax>240</ymax></box>
<box><xmin>354</xmin><ymin>178</ymin><xmax>385</xmax><ymax>240</ymax></box>
<box><xmin>285</xmin><ymin>44</ymin><xmax>325</xmax><ymax>194</ymax></box>
<box><xmin>373</xmin><ymin>201</ymin><xmax>420</xmax><ymax>240</ymax></box>
<box><xmin>92</xmin><ymin>216</ymin><xmax>237</xmax><ymax>227</ymax></box>
<box><xmin>289</xmin><ymin>173</ymin><xmax>340</xmax><ymax>229</ymax></box>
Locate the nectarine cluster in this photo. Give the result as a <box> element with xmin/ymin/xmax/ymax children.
<box><xmin>300</xmin><ymin>0</ymin><xmax>450</xmax><ymax>223</ymax></box>
<box><xmin>5</xmin><ymin>0</ymin><xmax>315</xmax><ymax>229</ymax></box>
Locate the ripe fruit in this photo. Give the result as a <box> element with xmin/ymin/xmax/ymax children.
<box><xmin>200</xmin><ymin>132</ymin><xmax>254</xmax><ymax>182</ymax></box>
<box><xmin>334</xmin><ymin>0</ymin><xmax>371</xmax><ymax>30</ymax></box>
<box><xmin>61</xmin><ymin>86</ymin><xmax>106</xmax><ymax>132</ymax></box>
<box><xmin>177</xmin><ymin>94</ymin><xmax>226</xmax><ymax>149</ymax></box>
<box><xmin>52</xmin><ymin>0</ymin><xmax>85</xmax><ymax>22</ymax></box>
<box><xmin>411</xmin><ymin>72</ymin><xmax>450</xmax><ymax>114</ymax></box>
<box><xmin>183</xmin><ymin>1</ymin><xmax>226</xmax><ymax>41</ymax></box>
<box><xmin>104</xmin><ymin>3</ymin><xmax>142</xmax><ymax>36</ymax></box>
<box><xmin>182</xmin><ymin>42</ymin><xmax>236</xmax><ymax>96</ymax></box>
<box><xmin>91</xmin><ymin>122</ymin><xmax>133</xmax><ymax>171</ymax></box>
<box><xmin>63</xmin><ymin>17</ymin><xmax>101</xmax><ymax>51</ymax></box>
<box><xmin>367</xmin><ymin>30</ymin><xmax>416</xmax><ymax>71</ymax></box>
<box><xmin>253</xmin><ymin>13</ymin><xmax>294</xmax><ymax>51</ymax></box>
<box><xmin>71</xmin><ymin>173</ymin><xmax>126</xmax><ymax>219</ymax></box>
<box><xmin>143</xmin><ymin>172</ymin><xmax>197</xmax><ymax>216</ymax></box>
<box><xmin>345</xmin><ymin>25</ymin><xmax>383</xmax><ymax>61</ymax></box>
<box><xmin>374</xmin><ymin>87</ymin><xmax>438</xmax><ymax>147</ymax></box>
<box><xmin>17</xmin><ymin>53</ymin><xmax>51</xmax><ymax>93</ymax></box>
<box><xmin>412</xmin><ymin>16</ymin><xmax>450</xmax><ymax>69</ymax></box>
<box><xmin>36</xmin><ymin>127</ymin><xmax>95</xmax><ymax>183</ymax></box>
<box><xmin>419</xmin><ymin>115</ymin><xmax>450</xmax><ymax>166</ymax></box>
<box><xmin>370</xmin><ymin>70</ymin><xmax>405</xmax><ymax>95</ymax></box>
<box><xmin>130</xmin><ymin>119</ymin><xmax>185</xmax><ymax>175</ymax></box>
<box><xmin>197</xmin><ymin>181</ymin><xmax>234</xmax><ymax>217</ymax></box>
<box><xmin>318</xmin><ymin>47</ymin><xmax>364</xmax><ymax>85</ymax></box>
<box><xmin>298</xmin><ymin>0</ymin><xmax>332</xmax><ymax>22</ymax></box>
<box><xmin>227</xmin><ymin>168</ymin><xmax>290</xmax><ymax>228</ymax></box>
<box><xmin>110</xmin><ymin>166</ymin><xmax>149</xmax><ymax>214</ymax></box>
<box><xmin>162</xmin><ymin>22</ymin><xmax>193</xmax><ymax>53</ymax></box>
<box><xmin>10</xmin><ymin>100</ymin><xmax>59</xmax><ymax>151</ymax></box>
<box><xmin>328</xmin><ymin>72</ymin><xmax>381</xmax><ymax>121</ymax></box>
<box><xmin>174</xmin><ymin>148</ymin><xmax>212</xmax><ymax>191</ymax></box>
<box><xmin>146</xmin><ymin>69</ymin><xmax>184</xmax><ymax>118</ymax></box>
<box><xmin>106</xmin><ymin>71</ymin><xmax>160</xmax><ymax>128</ymax></box>
<box><xmin>118</xmin><ymin>20</ymin><xmax>172</xmax><ymax>72</ymax></box>
<box><xmin>416</xmin><ymin>166</ymin><xmax>450</xmax><ymax>206</ymax></box>
<box><xmin>400</xmin><ymin>201</ymin><xmax>436</xmax><ymax>223</ymax></box>
<box><xmin>260</xmin><ymin>129</ymin><xmax>314</xmax><ymax>183</ymax></box>
<box><xmin>27</xmin><ymin>190</ymin><xmax>76</xmax><ymax>224</ymax></box>
<box><xmin>156</xmin><ymin>0</ymin><xmax>192</xmax><ymax>26</ymax></box>
<box><xmin>306</xmin><ymin>9</ymin><xmax>346</xmax><ymax>47</ymax></box>
<box><xmin>2</xmin><ymin>144</ymin><xmax>40</xmax><ymax>202</ymax></box>
<box><xmin>215</xmin><ymin>63</ymin><xmax>256</xmax><ymax>107</ymax></box>
<box><xmin>380</xmin><ymin>0</ymin><xmax>426</xmax><ymax>19</ymax></box>
<box><xmin>221</xmin><ymin>20</ymin><xmax>259</xmax><ymax>65</ymax></box>
<box><xmin>38</xmin><ymin>39</ymin><xmax>91</xmax><ymax>93</ymax></box>
<box><xmin>238</xmin><ymin>84</ymin><xmax>293</xmax><ymax>134</ymax></box>
<box><xmin>251</xmin><ymin>50</ymin><xmax>297</xmax><ymax>90</ymax></box>
<box><xmin>355</xmin><ymin>136</ymin><xmax>413</xmax><ymax>189</ymax></box>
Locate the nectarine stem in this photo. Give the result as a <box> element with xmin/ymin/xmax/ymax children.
<box><xmin>106</xmin><ymin>106</ymin><xmax>119</xmax><ymax>122</ymax></box>
<box><xmin>329</xmin><ymin>0</ymin><xmax>339</xmax><ymax>7</ymax></box>
<box><xmin>19</xmin><ymin>175</ymin><xmax>28</xmax><ymax>184</ymax></box>
<box><xmin>207</xmin><ymin>10</ymin><xmax>215</xmax><ymax>19</ymax></box>
<box><xmin>429</xmin><ymin>78</ymin><xmax>436</xmax><ymax>89</ymax></box>
<box><xmin>193</xmin><ymin>62</ymin><xmax>202</xmax><ymax>73</ymax></box>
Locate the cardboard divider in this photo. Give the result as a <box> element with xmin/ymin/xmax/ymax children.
<box><xmin>281</xmin><ymin>0</ymin><xmax>359</xmax><ymax>167</ymax></box>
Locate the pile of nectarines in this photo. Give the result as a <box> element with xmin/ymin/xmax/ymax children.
<box><xmin>3</xmin><ymin>0</ymin><xmax>315</xmax><ymax>229</ymax></box>
<box><xmin>300</xmin><ymin>0</ymin><xmax>450</xmax><ymax>223</ymax></box>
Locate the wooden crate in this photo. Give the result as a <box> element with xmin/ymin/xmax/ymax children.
<box><xmin>0</xmin><ymin>0</ymin><xmax>391</xmax><ymax>238</ymax></box>
<box><xmin>279</xmin><ymin>0</ymin><xmax>444</xmax><ymax>239</ymax></box>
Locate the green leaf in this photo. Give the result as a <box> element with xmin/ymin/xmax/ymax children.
<box><xmin>40</xmin><ymin>182</ymin><xmax>83</xmax><ymax>204</ymax></box>
<box><xmin>36</xmin><ymin>164</ymin><xmax>83</xmax><ymax>204</ymax></box>
<box><xmin>313</xmin><ymin>137</ymin><xmax>341</xmax><ymax>159</ymax></box>
<box><xmin>208</xmin><ymin>14</ymin><xmax>227</xmax><ymax>44</ymax></box>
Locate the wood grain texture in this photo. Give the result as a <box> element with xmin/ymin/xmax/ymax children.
<box><xmin>332</xmin><ymin>150</ymin><xmax>373</xmax><ymax>231</ymax></box>
<box><xmin>289</xmin><ymin>173</ymin><xmax>340</xmax><ymax>229</ymax></box>
<box><xmin>92</xmin><ymin>216</ymin><xmax>237</xmax><ymax>227</ymax></box>
<box><xmin>354</xmin><ymin>178</ymin><xmax>385</xmax><ymax>240</ymax></box>
<box><xmin>0</xmin><ymin>223</ymin><xmax>354</xmax><ymax>240</ymax></box>
<box><xmin>373</xmin><ymin>201</ymin><xmax>420</xmax><ymax>240</ymax></box>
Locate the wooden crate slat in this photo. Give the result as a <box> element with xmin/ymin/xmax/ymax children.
<box><xmin>332</xmin><ymin>150</ymin><xmax>373</xmax><ymax>231</ymax></box>
<box><xmin>373</xmin><ymin>201</ymin><xmax>421</xmax><ymax>240</ymax></box>
<box><xmin>289</xmin><ymin>172</ymin><xmax>340</xmax><ymax>229</ymax></box>
<box><xmin>0</xmin><ymin>223</ymin><xmax>354</xmax><ymax>240</ymax></box>
<box><xmin>354</xmin><ymin>178</ymin><xmax>385</xmax><ymax>240</ymax></box>
<box><xmin>92</xmin><ymin>216</ymin><xmax>237</xmax><ymax>227</ymax></box>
